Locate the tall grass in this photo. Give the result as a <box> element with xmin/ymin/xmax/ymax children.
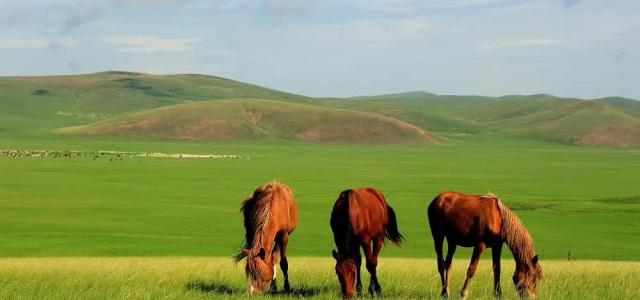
<box><xmin>0</xmin><ymin>257</ymin><xmax>637</xmax><ymax>299</ymax></box>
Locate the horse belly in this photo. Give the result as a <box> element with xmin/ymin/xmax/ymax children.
<box><xmin>444</xmin><ymin>215</ymin><xmax>500</xmax><ymax>247</ymax></box>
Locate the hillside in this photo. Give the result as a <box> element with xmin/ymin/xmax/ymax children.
<box><xmin>59</xmin><ymin>99</ymin><xmax>439</xmax><ymax>144</ymax></box>
<box><xmin>496</xmin><ymin>101</ymin><xmax>640</xmax><ymax>147</ymax></box>
<box><xmin>0</xmin><ymin>72</ymin><xmax>311</xmax><ymax>136</ymax></box>
<box><xmin>334</xmin><ymin>92</ymin><xmax>640</xmax><ymax>147</ymax></box>
<box><xmin>1</xmin><ymin>72</ymin><xmax>639</xmax><ymax>147</ymax></box>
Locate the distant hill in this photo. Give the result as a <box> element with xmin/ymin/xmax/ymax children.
<box><xmin>58</xmin><ymin>99</ymin><xmax>439</xmax><ymax>144</ymax></box>
<box><xmin>1</xmin><ymin>72</ymin><xmax>639</xmax><ymax>147</ymax></box>
<box><xmin>0</xmin><ymin>72</ymin><xmax>310</xmax><ymax>136</ymax></box>
<box><xmin>334</xmin><ymin>92</ymin><xmax>640</xmax><ymax>147</ymax></box>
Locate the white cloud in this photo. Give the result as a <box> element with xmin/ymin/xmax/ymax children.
<box><xmin>484</xmin><ymin>39</ymin><xmax>559</xmax><ymax>51</ymax></box>
<box><xmin>333</xmin><ymin>19</ymin><xmax>431</xmax><ymax>43</ymax></box>
<box><xmin>261</xmin><ymin>0</ymin><xmax>315</xmax><ymax>14</ymax></box>
<box><xmin>0</xmin><ymin>40</ymin><xmax>49</xmax><ymax>49</ymax></box>
<box><xmin>365</xmin><ymin>0</ymin><xmax>505</xmax><ymax>14</ymax></box>
<box><xmin>108</xmin><ymin>36</ymin><xmax>202</xmax><ymax>53</ymax></box>
<box><xmin>0</xmin><ymin>39</ymin><xmax>75</xmax><ymax>49</ymax></box>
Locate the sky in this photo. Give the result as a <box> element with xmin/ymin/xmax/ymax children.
<box><xmin>0</xmin><ymin>0</ymin><xmax>638</xmax><ymax>99</ymax></box>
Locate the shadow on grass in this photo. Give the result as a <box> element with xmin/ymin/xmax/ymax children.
<box><xmin>186</xmin><ymin>281</ymin><xmax>241</xmax><ymax>295</ymax></box>
<box><xmin>271</xmin><ymin>285</ymin><xmax>328</xmax><ymax>297</ymax></box>
<box><xmin>186</xmin><ymin>280</ymin><xmax>328</xmax><ymax>297</ymax></box>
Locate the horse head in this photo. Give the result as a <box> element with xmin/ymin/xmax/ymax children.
<box><xmin>242</xmin><ymin>247</ymin><xmax>275</xmax><ymax>295</ymax></box>
<box><xmin>332</xmin><ymin>249</ymin><xmax>357</xmax><ymax>298</ymax></box>
<box><xmin>513</xmin><ymin>255</ymin><xmax>542</xmax><ymax>298</ymax></box>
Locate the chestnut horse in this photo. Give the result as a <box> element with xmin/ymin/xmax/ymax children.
<box><xmin>233</xmin><ymin>182</ymin><xmax>299</xmax><ymax>295</ymax></box>
<box><xmin>427</xmin><ymin>192</ymin><xmax>542</xmax><ymax>298</ymax></box>
<box><xmin>330</xmin><ymin>188</ymin><xmax>404</xmax><ymax>298</ymax></box>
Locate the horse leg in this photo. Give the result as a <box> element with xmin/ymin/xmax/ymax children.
<box><xmin>279</xmin><ymin>233</ymin><xmax>291</xmax><ymax>293</ymax></box>
<box><xmin>443</xmin><ymin>240</ymin><xmax>457</xmax><ymax>298</ymax></box>
<box><xmin>433</xmin><ymin>234</ymin><xmax>446</xmax><ymax>296</ymax></box>
<box><xmin>460</xmin><ymin>244</ymin><xmax>485</xmax><ymax>299</ymax></box>
<box><xmin>270</xmin><ymin>244</ymin><xmax>280</xmax><ymax>293</ymax></box>
<box><xmin>369</xmin><ymin>237</ymin><xmax>383</xmax><ymax>296</ymax></box>
<box><xmin>360</xmin><ymin>237</ymin><xmax>380</xmax><ymax>297</ymax></box>
<box><xmin>492</xmin><ymin>243</ymin><xmax>503</xmax><ymax>297</ymax></box>
<box><xmin>355</xmin><ymin>247</ymin><xmax>363</xmax><ymax>296</ymax></box>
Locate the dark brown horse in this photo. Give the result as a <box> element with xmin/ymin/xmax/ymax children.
<box><xmin>330</xmin><ymin>188</ymin><xmax>404</xmax><ymax>298</ymax></box>
<box><xmin>234</xmin><ymin>181</ymin><xmax>299</xmax><ymax>295</ymax></box>
<box><xmin>427</xmin><ymin>191</ymin><xmax>542</xmax><ymax>298</ymax></box>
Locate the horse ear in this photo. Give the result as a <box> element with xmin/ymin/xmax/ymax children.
<box><xmin>258</xmin><ymin>248</ymin><xmax>266</xmax><ymax>260</ymax></box>
<box><xmin>332</xmin><ymin>249</ymin><xmax>338</xmax><ymax>260</ymax></box>
<box><xmin>532</xmin><ymin>255</ymin><xmax>539</xmax><ymax>265</ymax></box>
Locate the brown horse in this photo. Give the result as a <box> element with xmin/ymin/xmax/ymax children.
<box><xmin>233</xmin><ymin>181</ymin><xmax>299</xmax><ymax>295</ymax></box>
<box><xmin>330</xmin><ymin>188</ymin><xmax>404</xmax><ymax>298</ymax></box>
<box><xmin>427</xmin><ymin>191</ymin><xmax>542</xmax><ymax>298</ymax></box>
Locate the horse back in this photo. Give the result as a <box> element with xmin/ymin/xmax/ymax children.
<box><xmin>347</xmin><ymin>188</ymin><xmax>388</xmax><ymax>238</ymax></box>
<box><xmin>270</xmin><ymin>183</ymin><xmax>299</xmax><ymax>233</ymax></box>
<box><xmin>428</xmin><ymin>191</ymin><xmax>502</xmax><ymax>246</ymax></box>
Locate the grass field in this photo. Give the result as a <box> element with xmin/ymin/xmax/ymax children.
<box><xmin>0</xmin><ymin>257</ymin><xmax>638</xmax><ymax>299</ymax></box>
<box><xmin>1</xmin><ymin>135</ymin><xmax>639</xmax><ymax>260</ymax></box>
<box><xmin>1</xmin><ymin>73</ymin><xmax>640</xmax><ymax>298</ymax></box>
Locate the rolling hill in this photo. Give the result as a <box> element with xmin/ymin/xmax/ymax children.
<box><xmin>1</xmin><ymin>72</ymin><xmax>639</xmax><ymax>147</ymax></box>
<box><xmin>334</xmin><ymin>92</ymin><xmax>640</xmax><ymax>147</ymax></box>
<box><xmin>0</xmin><ymin>72</ymin><xmax>311</xmax><ymax>137</ymax></box>
<box><xmin>58</xmin><ymin>99</ymin><xmax>439</xmax><ymax>144</ymax></box>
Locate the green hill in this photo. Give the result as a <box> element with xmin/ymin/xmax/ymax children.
<box><xmin>59</xmin><ymin>99</ymin><xmax>439</xmax><ymax>144</ymax></box>
<box><xmin>1</xmin><ymin>72</ymin><xmax>639</xmax><ymax>147</ymax></box>
<box><xmin>0</xmin><ymin>72</ymin><xmax>310</xmax><ymax>137</ymax></box>
<box><xmin>334</xmin><ymin>92</ymin><xmax>640</xmax><ymax>147</ymax></box>
<box><xmin>496</xmin><ymin>101</ymin><xmax>640</xmax><ymax>147</ymax></box>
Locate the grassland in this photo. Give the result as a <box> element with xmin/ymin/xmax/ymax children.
<box><xmin>1</xmin><ymin>72</ymin><xmax>639</xmax><ymax>299</ymax></box>
<box><xmin>0</xmin><ymin>257</ymin><xmax>638</xmax><ymax>299</ymax></box>
<box><xmin>1</xmin><ymin>135</ymin><xmax>638</xmax><ymax>260</ymax></box>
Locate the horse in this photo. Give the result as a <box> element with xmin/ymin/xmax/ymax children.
<box><xmin>330</xmin><ymin>188</ymin><xmax>404</xmax><ymax>298</ymax></box>
<box><xmin>427</xmin><ymin>191</ymin><xmax>542</xmax><ymax>298</ymax></box>
<box><xmin>233</xmin><ymin>181</ymin><xmax>299</xmax><ymax>295</ymax></box>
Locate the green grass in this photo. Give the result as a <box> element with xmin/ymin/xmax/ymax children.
<box><xmin>1</xmin><ymin>135</ymin><xmax>639</xmax><ymax>260</ymax></box>
<box><xmin>0</xmin><ymin>257</ymin><xmax>638</xmax><ymax>299</ymax></box>
<box><xmin>1</xmin><ymin>72</ymin><xmax>640</xmax><ymax>299</ymax></box>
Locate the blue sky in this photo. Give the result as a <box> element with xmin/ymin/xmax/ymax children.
<box><xmin>0</xmin><ymin>0</ymin><xmax>638</xmax><ymax>99</ymax></box>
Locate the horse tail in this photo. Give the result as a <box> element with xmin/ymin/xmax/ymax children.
<box><xmin>385</xmin><ymin>205</ymin><xmax>404</xmax><ymax>246</ymax></box>
<box><xmin>232</xmin><ymin>249</ymin><xmax>246</xmax><ymax>263</ymax></box>
<box><xmin>233</xmin><ymin>195</ymin><xmax>254</xmax><ymax>263</ymax></box>
<box><xmin>426</xmin><ymin>194</ymin><xmax>442</xmax><ymax>235</ymax></box>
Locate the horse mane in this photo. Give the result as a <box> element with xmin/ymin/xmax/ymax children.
<box><xmin>492</xmin><ymin>196</ymin><xmax>536</xmax><ymax>265</ymax></box>
<box><xmin>233</xmin><ymin>181</ymin><xmax>277</xmax><ymax>263</ymax></box>
<box><xmin>330</xmin><ymin>189</ymin><xmax>356</xmax><ymax>255</ymax></box>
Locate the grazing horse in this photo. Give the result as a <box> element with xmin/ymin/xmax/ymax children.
<box><xmin>233</xmin><ymin>181</ymin><xmax>299</xmax><ymax>295</ymax></box>
<box><xmin>427</xmin><ymin>192</ymin><xmax>542</xmax><ymax>298</ymax></box>
<box><xmin>330</xmin><ymin>188</ymin><xmax>404</xmax><ymax>298</ymax></box>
